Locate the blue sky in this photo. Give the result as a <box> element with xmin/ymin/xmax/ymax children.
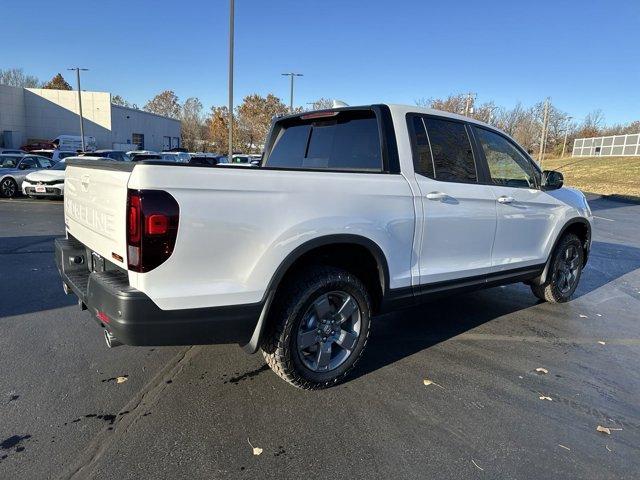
<box><xmin>2</xmin><ymin>0</ymin><xmax>638</xmax><ymax>124</ymax></box>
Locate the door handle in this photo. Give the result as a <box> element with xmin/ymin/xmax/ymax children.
<box><xmin>425</xmin><ymin>191</ymin><xmax>447</xmax><ymax>201</ymax></box>
<box><xmin>497</xmin><ymin>195</ymin><xmax>514</xmax><ymax>204</ymax></box>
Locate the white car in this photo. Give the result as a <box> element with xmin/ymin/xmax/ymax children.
<box><xmin>30</xmin><ymin>149</ymin><xmax>77</xmax><ymax>163</ymax></box>
<box><xmin>22</xmin><ymin>158</ymin><xmax>68</xmax><ymax>198</ymax></box>
<box><xmin>55</xmin><ymin>103</ymin><xmax>593</xmax><ymax>389</ymax></box>
<box><xmin>161</xmin><ymin>152</ymin><xmax>191</xmax><ymax>163</ymax></box>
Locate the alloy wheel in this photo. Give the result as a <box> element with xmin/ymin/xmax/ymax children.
<box><xmin>1</xmin><ymin>179</ymin><xmax>16</xmax><ymax>197</ymax></box>
<box><xmin>553</xmin><ymin>244</ymin><xmax>581</xmax><ymax>294</ymax></box>
<box><xmin>296</xmin><ymin>291</ymin><xmax>362</xmax><ymax>372</ymax></box>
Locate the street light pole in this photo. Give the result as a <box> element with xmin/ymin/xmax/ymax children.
<box><xmin>68</xmin><ymin>67</ymin><xmax>88</xmax><ymax>152</ymax></box>
<box><xmin>228</xmin><ymin>0</ymin><xmax>235</xmax><ymax>161</ymax></box>
<box><xmin>281</xmin><ymin>73</ymin><xmax>303</xmax><ymax>112</ymax></box>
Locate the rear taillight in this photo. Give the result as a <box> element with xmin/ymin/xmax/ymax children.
<box><xmin>127</xmin><ymin>189</ymin><xmax>179</xmax><ymax>272</ymax></box>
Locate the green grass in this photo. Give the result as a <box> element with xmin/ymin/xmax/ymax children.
<box><xmin>543</xmin><ymin>156</ymin><xmax>640</xmax><ymax>200</ymax></box>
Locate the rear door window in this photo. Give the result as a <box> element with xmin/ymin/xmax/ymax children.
<box><xmin>265</xmin><ymin>110</ymin><xmax>382</xmax><ymax>172</ymax></box>
<box><xmin>409</xmin><ymin>115</ymin><xmax>477</xmax><ymax>183</ymax></box>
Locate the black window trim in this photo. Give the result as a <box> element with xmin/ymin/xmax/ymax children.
<box><xmin>406</xmin><ymin>112</ymin><xmax>490</xmax><ymax>185</ymax></box>
<box><xmin>260</xmin><ymin>105</ymin><xmax>400</xmax><ymax>175</ymax></box>
<box><xmin>470</xmin><ymin>124</ymin><xmax>542</xmax><ymax>190</ymax></box>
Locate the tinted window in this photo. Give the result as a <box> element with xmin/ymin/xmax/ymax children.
<box><xmin>474</xmin><ymin>127</ymin><xmax>539</xmax><ymax>188</ymax></box>
<box><xmin>20</xmin><ymin>158</ymin><xmax>38</xmax><ymax>169</ymax></box>
<box><xmin>0</xmin><ymin>156</ymin><xmax>21</xmax><ymax>168</ymax></box>
<box><xmin>409</xmin><ymin>116</ymin><xmax>435</xmax><ymax>178</ymax></box>
<box><xmin>266</xmin><ymin>111</ymin><xmax>382</xmax><ymax>172</ymax></box>
<box><xmin>421</xmin><ymin>117</ymin><xmax>476</xmax><ymax>183</ymax></box>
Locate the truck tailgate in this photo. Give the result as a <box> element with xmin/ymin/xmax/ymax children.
<box><xmin>64</xmin><ymin>160</ymin><xmax>132</xmax><ymax>269</ymax></box>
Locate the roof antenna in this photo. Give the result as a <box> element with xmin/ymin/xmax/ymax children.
<box><xmin>332</xmin><ymin>100</ymin><xmax>349</xmax><ymax>108</ymax></box>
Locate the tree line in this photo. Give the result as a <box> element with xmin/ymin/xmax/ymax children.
<box><xmin>2</xmin><ymin>68</ymin><xmax>638</xmax><ymax>156</ymax></box>
<box><xmin>417</xmin><ymin>94</ymin><xmax>639</xmax><ymax>157</ymax></box>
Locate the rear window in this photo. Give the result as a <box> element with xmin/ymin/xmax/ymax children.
<box><xmin>265</xmin><ymin>110</ymin><xmax>382</xmax><ymax>172</ymax></box>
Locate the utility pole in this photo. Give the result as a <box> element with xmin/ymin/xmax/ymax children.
<box><xmin>281</xmin><ymin>73</ymin><xmax>303</xmax><ymax>112</ymax></box>
<box><xmin>561</xmin><ymin>116</ymin><xmax>573</xmax><ymax>158</ymax></box>
<box><xmin>228</xmin><ymin>0</ymin><xmax>235</xmax><ymax>161</ymax></box>
<box><xmin>538</xmin><ymin>98</ymin><xmax>550</xmax><ymax>166</ymax></box>
<box><xmin>464</xmin><ymin>92</ymin><xmax>476</xmax><ymax>117</ymax></box>
<box><xmin>68</xmin><ymin>67</ymin><xmax>88</xmax><ymax>152</ymax></box>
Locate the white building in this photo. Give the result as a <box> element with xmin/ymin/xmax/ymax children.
<box><xmin>572</xmin><ymin>133</ymin><xmax>640</xmax><ymax>157</ymax></box>
<box><xmin>0</xmin><ymin>85</ymin><xmax>180</xmax><ymax>151</ymax></box>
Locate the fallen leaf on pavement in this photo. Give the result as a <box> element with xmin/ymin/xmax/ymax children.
<box><xmin>539</xmin><ymin>395</ymin><xmax>553</xmax><ymax>401</ymax></box>
<box><xmin>535</xmin><ymin>367</ymin><xmax>548</xmax><ymax>374</ymax></box>
<box><xmin>598</xmin><ymin>341</ymin><xmax>606</xmax><ymax>345</ymax></box>
<box><xmin>423</xmin><ymin>379</ymin><xmax>445</xmax><ymax>389</ymax></box>
<box><xmin>471</xmin><ymin>459</ymin><xmax>484</xmax><ymax>471</ymax></box>
<box><xmin>116</xmin><ymin>376</ymin><xmax>128</xmax><ymax>384</ymax></box>
<box><xmin>247</xmin><ymin>438</ymin><xmax>263</xmax><ymax>456</ymax></box>
<box><xmin>596</xmin><ymin>425</ymin><xmax>621</xmax><ymax>434</ymax></box>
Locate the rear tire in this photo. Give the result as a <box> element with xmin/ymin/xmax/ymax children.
<box><xmin>531</xmin><ymin>233</ymin><xmax>584</xmax><ymax>303</ymax></box>
<box><xmin>0</xmin><ymin>177</ymin><xmax>18</xmax><ymax>198</ymax></box>
<box><xmin>261</xmin><ymin>266</ymin><xmax>371</xmax><ymax>389</ymax></box>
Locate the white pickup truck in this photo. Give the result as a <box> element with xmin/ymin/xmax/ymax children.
<box><xmin>55</xmin><ymin>104</ymin><xmax>593</xmax><ymax>389</ymax></box>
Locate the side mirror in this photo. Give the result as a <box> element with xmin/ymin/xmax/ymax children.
<box><xmin>542</xmin><ymin>170</ymin><xmax>564</xmax><ymax>190</ymax></box>
<box><xmin>18</xmin><ymin>164</ymin><xmax>28</xmax><ymax>170</ymax></box>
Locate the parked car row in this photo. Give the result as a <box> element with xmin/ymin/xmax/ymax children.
<box><xmin>0</xmin><ymin>149</ymin><xmax>264</xmax><ymax>199</ymax></box>
<box><xmin>0</xmin><ymin>153</ymin><xmax>55</xmax><ymax>198</ymax></box>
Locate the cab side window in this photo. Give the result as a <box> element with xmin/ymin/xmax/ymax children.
<box><xmin>409</xmin><ymin>115</ymin><xmax>477</xmax><ymax>183</ymax></box>
<box><xmin>474</xmin><ymin>127</ymin><xmax>539</xmax><ymax>188</ymax></box>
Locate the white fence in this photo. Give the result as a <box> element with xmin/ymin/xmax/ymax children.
<box><xmin>572</xmin><ymin>133</ymin><xmax>640</xmax><ymax>157</ymax></box>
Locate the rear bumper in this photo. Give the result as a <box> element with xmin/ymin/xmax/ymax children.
<box><xmin>55</xmin><ymin>237</ymin><xmax>261</xmax><ymax>346</ymax></box>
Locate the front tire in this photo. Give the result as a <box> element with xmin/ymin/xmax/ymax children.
<box><xmin>0</xmin><ymin>177</ymin><xmax>18</xmax><ymax>198</ymax></box>
<box><xmin>261</xmin><ymin>266</ymin><xmax>371</xmax><ymax>389</ymax></box>
<box><xmin>531</xmin><ymin>233</ymin><xmax>584</xmax><ymax>303</ymax></box>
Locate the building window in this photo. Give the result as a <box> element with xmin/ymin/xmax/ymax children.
<box><xmin>172</xmin><ymin>137</ymin><xmax>180</xmax><ymax>148</ymax></box>
<box><xmin>132</xmin><ymin>133</ymin><xmax>144</xmax><ymax>149</ymax></box>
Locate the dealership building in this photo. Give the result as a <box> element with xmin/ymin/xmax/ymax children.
<box><xmin>0</xmin><ymin>85</ymin><xmax>180</xmax><ymax>151</ymax></box>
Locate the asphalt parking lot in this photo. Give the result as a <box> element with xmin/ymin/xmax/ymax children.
<box><xmin>1</xmin><ymin>196</ymin><xmax>639</xmax><ymax>479</ymax></box>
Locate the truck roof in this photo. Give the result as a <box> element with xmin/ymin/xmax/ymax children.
<box><xmin>277</xmin><ymin>103</ymin><xmax>494</xmax><ymax>129</ymax></box>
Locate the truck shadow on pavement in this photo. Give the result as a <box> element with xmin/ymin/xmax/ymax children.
<box><xmin>0</xmin><ymin>235</ymin><xmax>76</xmax><ymax>318</ymax></box>
<box><xmin>351</xmin><ymin>239</ymin><xmax>640</xmax><ymax>381</ymax></box>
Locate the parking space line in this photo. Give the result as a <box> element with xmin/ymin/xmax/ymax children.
<box><xmin>454</xmin><ymin>333</ymin><xmax>640</xmax><ymax>345</ymax></box>
<box><xmin>594</xmin><ymin>215</ymin><xmax>614</xmax><ymax>222</ymax></box>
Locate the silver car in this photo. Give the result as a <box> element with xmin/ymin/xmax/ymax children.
<box><xmin>0</xmin><ymin>154</ymin><xmax>54</xmax><ymax>198</ymax></box>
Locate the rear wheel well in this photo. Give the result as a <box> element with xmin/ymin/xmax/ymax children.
<box><xmin>272</xmin><ymin>243</ymin><xmax>385</xmax><ymax>314</ymax></box>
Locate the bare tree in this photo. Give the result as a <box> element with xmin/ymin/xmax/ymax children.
<box><xmin>180</xmin><ymin>97</ymin><xmax>204</xmax><ymax>151</ymax></box>
<box><xmin>0</xmin><ymin>68</ymin><xmax>41</xmax><ymax>88</ymax></box>
<box><xmin>111</xmin><ymin>94</ymin><xmax>131</xmax><ymax>107</ymax></box>
<box><xmin>309</xmin><ymin>97</ymin><xmax>334</xmax><ymax>110</ymax></box>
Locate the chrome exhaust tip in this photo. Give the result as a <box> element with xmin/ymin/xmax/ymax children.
<box><xmin>104</xmin><ymin>330</ymin><xmax>122</xmax><ymax>348</ymax></box>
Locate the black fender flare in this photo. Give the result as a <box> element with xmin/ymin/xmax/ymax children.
<box><xmin>242</xmin><ymin>234</ymin><xmax>390</xmax><ymax>353</ymax></box>
<box><xmin>535</xmin><ymin>218</ymin><xmax>591</xmax><ymax>286</ymax></box>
